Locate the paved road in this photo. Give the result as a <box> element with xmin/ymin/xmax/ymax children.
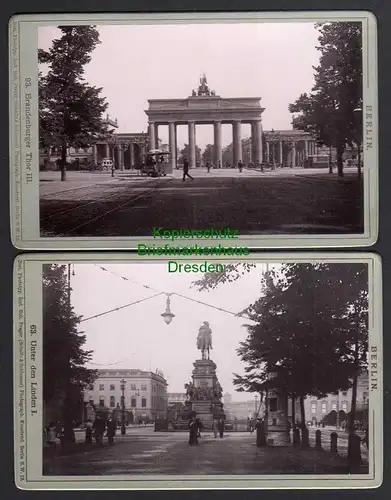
<box><xmin>39</xmin><ymin>169</ymin><xmax>363</xmax><ymax>237</ymax></box>
<box><xmin>44</xmin><ymin>431</ymin><xmax>357</xmax><ymax>476</ymax></box>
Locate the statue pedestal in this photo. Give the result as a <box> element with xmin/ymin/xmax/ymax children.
<box><xmin>192</xmin><ymin>359</ymin><xmax>217</xmax><ymax>388</ymax></box>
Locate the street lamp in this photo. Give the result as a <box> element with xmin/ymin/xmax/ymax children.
<box><xmin>161</xmin><ymin>293</ymin><xmax>175</xmax><ymax>325</ymax></box>
<box><xmin>353</xmin><ymin>107</ymin><xmax>362</xmax><ymax>177</ymax></box>
<box><xmin>120</xmin><ymin>378</ymin><xmax>126</xmax><ymax>435</ymax></box>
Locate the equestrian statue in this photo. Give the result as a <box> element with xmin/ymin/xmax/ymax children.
<box><xmin>197</xmin><ymin>321</ymin><xmax>213</xmax><ymax>360</ymax></box>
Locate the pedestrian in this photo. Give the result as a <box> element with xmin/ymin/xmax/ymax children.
<box><xmin>212</xmin><ymin>418</ymin><xmax>218</xmax><ymax>438</ymax></box>
<box><xmin>182</xmin><ymin>158</ymin><xmax>194</xmax><ymax>182</ymax></box>
<box><xmin>188</xmin><ymin>416</ymin><xmax>198</xmax><ymax>446</ymax></box>
<box><xmin>85</xmin><ymin>419</ymin><xmax>93</xmax><ymax>445</ymax></box>
<box><xmin>206</xmin><ymin>161</ymin><xmax>211</xmax><ymax>173</ymax></box>
<box><xmin>238</xmin><ymin>161</ymin><xmax>243</xmax><ymax>173</ymax></box>
<box><xmin>255</xmin><ymin>417</ymin><xmax>267</xmax><ymax>447</ymax></box>
<box><xmin>196</xmin><ymin>418</ymin><xmax>204</xmax><ymax>439</ymax></box>
<box><xmin>93</xmin><ymin>415</ymin><xmax>105</xmax><ymax>446</ymax></box>
<box><xmin>219</xmin><ymin>419</ymin><xmax>225</xmax><ymax>438</ymax></box>
<box><xmin>106</xmin><ymin>415</ymin><xmax>117</xmax><ymax>446</ymax></box>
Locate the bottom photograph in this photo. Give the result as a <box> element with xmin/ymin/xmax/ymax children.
<box><xmin>14</xmin><ymin>254</ymin><xmax>382</xmax><ymax>489</ymax></box>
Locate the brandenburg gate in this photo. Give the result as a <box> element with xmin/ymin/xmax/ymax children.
<box><xmin>145</xmin><ymin>75</ymin><xmax>265</xmax><ymax>169</ymax></box>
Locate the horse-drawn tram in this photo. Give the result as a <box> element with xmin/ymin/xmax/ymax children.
<box><xmin>141</xmin><ymin>149</ymin><xmax>173</xmax><ymax>177</ymax></box>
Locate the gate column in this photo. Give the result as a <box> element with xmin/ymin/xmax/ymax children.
<box><xmin>213</xmin><ymin>121</ymin><xmax>222</xmax><ymax>167</ymax></box>
<box><xmin>148</xmin><ymin>122</ymin><xmax>156</xmax><ymax>152</ymax></box>
<box><xmin>232</xmin><ymin>120</ymin><xmax>242</xmax><ymax>166</ymax></box>
<box><xmin>188</xmin><ymin>121</ymin><xmax>196</xmax><ymax>168</ymax></box>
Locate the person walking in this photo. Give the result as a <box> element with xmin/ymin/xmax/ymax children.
<box><xmin>206</xmin><ymin>161</ymin><xmax>211</xmax><ymax>173</ymax></box>
<box><xmin>218</xmin><ymin>419</ymin><xmax>225</xmax><ymax>439</ymax></box>
<box><xmin>238</xmin><ymin>160</ymin><xmax>243</xmax><ymax>173</ymax></box>
<box><xmin>196</xmin><ymin>418</ymin><xmax>204</xmax><ymax>440</ymax></box>
<box><xmin>255</xmin><ymin>417</ymin><xmax>267</xmax><ymax>447</ymax></box>
<box><xmin>212</xmin><ymin>419</ymin><xmax>219</xmax><ymax>438</ymax></box>
<box><xmin>106</xmin><ymin>415</ymin><xmax>117</xmax><ymax>446</ymax></box>
<box><xmin>182</xmin><ymin>158</ymin><xmax>194</xmax><ymax>182</ymax></box>
<box><xmin>188</xmin><ymin>416</ymin><xmax>198</xmax><ymax>446</ymax></box>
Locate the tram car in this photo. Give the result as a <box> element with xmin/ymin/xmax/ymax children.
<box><xmin>141</xmin><ymin>149</ymin><xmax>172</xmax><ymax>177</ymax></box>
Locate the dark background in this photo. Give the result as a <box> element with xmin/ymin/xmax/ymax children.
<box><xmin>0</xmin><ymin>0</ymin><xmax>389</xmax><ymax>499</ymax></box>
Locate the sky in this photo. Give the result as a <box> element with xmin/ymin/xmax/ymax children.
<box><xmin>68</xmin><ymin>262</ymin><xmax>271</xmax><ymax>402</ymax></box>
<box><xmin>38</xmin><ymin>22</ymin><xmax>321</xmax><ymax>150</ymax></box>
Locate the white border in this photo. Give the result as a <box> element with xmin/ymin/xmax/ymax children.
<box><xmin>13</xmin><ymin>252</ymin><xmax>383</xmax><ymax>489</ymax></box>
<box><xmin>9</xmin><ymin>11</ymin><xmax>378</xmax><ymax>250</ymax></box>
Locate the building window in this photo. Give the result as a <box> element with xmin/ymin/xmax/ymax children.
<box><xmin>110</xmin><ymin>384</ymin><xmax>115</xmax><ymax>391</ymax></box>
<box><xmin>142</xmin><ymin>398</ymin><xmax>147</xmax><ymax>408</ymax></box>
<box><xmin>342</xmin><ymin>402</ymin><xmax>348</xmax><ymax>412</ymax></box>
<box><xmin>88</xmin><ymin>384</ymin><xmax>93</xmax><ymax>390</ymax></box>
<box><xmin>342</xmin><ymin>391</ymin><xmax>347</xmax><ymax>396</ymax></box>
<box><xmin>331</xmin><ymin>402</ymin><xmax>337</xmax><ymax>411</ymax></box>
<box><xmin>141</xmin><ymin>384</ymin><xmax>147</xmax><ymax>391</ymax></box>
<box><xmin>311</xmin><ymin>402</ymin><xmax>317</xmax><ymax>414</ymax></box>
<box><xmin>99</xmin><ymin>384</ymin><xmax>104</xmax><ymax>391</ymax></box>
<box><xmin>130</xmin><ymin>384</ymin><xmax>136</xmax><ymax>390</ymax></box>
<box><xmin>99</xmin><ymin>397</ymin><xmax>105</xmax><ymax>408</ymax></box>
<box><xmin>131</xmin><ymin>398</ymin><xmax>136</xmax><ymax>408</ymax></box>
<box><xmin>110</xmin><ymin>396</ymin><xmax>115</xmax><ymax>408</ymax></box>
<box><xmin>321</xmin><ymin>402</ymin><xmax>327</xmax><ymax>414</ymax></box>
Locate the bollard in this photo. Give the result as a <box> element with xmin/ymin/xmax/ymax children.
<box><xmin>315</xmin><ymin>430</ymin><xmax>322</xmax><ymax>450</ymax></box>
<box><xmin>330</xmin><ymin>432</ymin><xmax>338</xmax><ymax>455</ymax></box>
<box><xmin>301</xmin><ymin>427</ymin><xmax>310</xmax><ymax>448</ymax></box>
<box><xmin>348</xmin><ymin>433</ymin><xmax>362</xmax><ymax>473</ymax></box>
<box><xmin>293</xmin><ymin>428</ymin><xmax>301</xmax><ymax>447</ymax></box>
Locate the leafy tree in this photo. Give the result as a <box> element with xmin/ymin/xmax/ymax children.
<box><xmin>289</xmin><ymin>22</ymin><xmax>362</xmax><ymax>177</ymax></box>
<box><xmin>202</xmin><ymin>144</ymin><xmax>214</xmax><ymax>165</ymax></box>
<box><xmin>43</xmin><ymin>264</ymin><xmax>97</xmax><ymax>443</ymax></box>
<box><xmin>178</xmin><ymin>143</ymin><xmax>202</xmax><ymax>166</ymax></box>
<box><xmin>39</xmin><ymin>26</ymin><xmax>109</xmax><ymax>181</ymax></box>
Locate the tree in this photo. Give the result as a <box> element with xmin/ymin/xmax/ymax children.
<box><xmin>39</xmin><ymin>26</ymin><xmax>109</xmax><ymax>181</ymax></box>
<box><xmin>178</xmin><ymin>143</ymin><xmax>202</xmax><ymax>166</ymax></box>
<box><xmin>202</xmin><ymin>144</ymin><xmax>214</xmax><ymax>165</ymax></box>
<box><xmin>43</xmin><ymin>264</ymin><xmax>97</xmax><ymax>444</ymax></box>
<box><xmin>289</xmin><ymin>22</ymin><xmax>362</xmax><ymax>177</ymax></box>
<box><xmin>193</xmin><ymin>263</ymin><xmax>368</xmax><ymax>430</ymax></box>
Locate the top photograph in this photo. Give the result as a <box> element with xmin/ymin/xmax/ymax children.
<box><xmin>9</xmin><ymin>12</ymin><xmax>378</xmax><ymax>250</ymax></box>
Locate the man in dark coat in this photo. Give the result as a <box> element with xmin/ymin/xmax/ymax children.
<box><xmin>219</xmin><ymin>419</ymin><xmax>225</xmax><ymax>438</ymax></box>
<box><xmin>188</xmin><ymin>416</ymin><xmax>198</xmax><ymax>446</ymax></box>
<box><xmin>106</xmin><ymin>416</ymin><xmax>117</xmax><ymax>446</ymax></box>
<box><xmin>182</xmin><ymin>158</ymin><xmax>194</xmax><ymax>182</ymax></box>
<box><xmin>255</xmin><ymin>418</ymin><xmax>267</xmax><ymax>447</ymax></box>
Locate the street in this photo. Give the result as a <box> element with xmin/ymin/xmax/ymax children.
<box><xmin>39</xmin><ymin>168</ymin><xmax>363</xmax><ymax>237</ymax></box>
<box><xmin>44</xmin><ymin>428</ymin><xmax>362</xmax><ymax>476</ymax></box>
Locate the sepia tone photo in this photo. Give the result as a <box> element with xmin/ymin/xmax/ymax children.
<box><xmin>37</xmin><ymin>19</ymin><xmax>368</xmax><ymax>239</ymax></box>
<box><xmin>40</xmin><ymin>260</ymin><xmax>373</xmax><ymax>479</ymax></box>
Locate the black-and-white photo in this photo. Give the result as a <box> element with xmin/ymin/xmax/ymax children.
<box><xmin>42</xmin><ymin>261</ymin><xmax>371</xmax><ymax>477</ymax></box>
<box><xmin>38</xmin><ymin>21</ymin><xmax>365</xmax><ymax>238</ymax></box>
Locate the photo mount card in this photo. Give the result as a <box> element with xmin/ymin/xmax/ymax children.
<box><xmin>14</xmin><ymin>252</ymin><xmax>382</xmax><ymax>489</ymax></box>
<box><xmin>9</xmin><ymin>11</ymin><xmax>378</xmax><ymax>250</ymax></box>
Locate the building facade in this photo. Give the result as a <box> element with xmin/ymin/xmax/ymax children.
<box><xmin>83</xmin><ymin>369</ymin><xmax>168</xmax><ymax>422</ymax></box>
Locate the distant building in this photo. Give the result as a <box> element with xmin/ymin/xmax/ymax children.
<box><xmin>288</xmin><ymin>372</ymin><xmax>369</xmax><ymax>425</ymax></box>
<box><xmin>222</xmin><ymin>392</ymin><xmax>259</xmax><ymax>420</ymax></box>
<box><xmin>83</xmin><ymin>368</ymin><xmax>168</xmax><ymax>422</ymax></box>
